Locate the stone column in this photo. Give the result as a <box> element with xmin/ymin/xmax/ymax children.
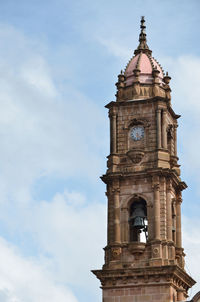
<box><xmin>174</xmin><ymin>124</ymin><xmax>178</xmax><ymax>157</ymax></box>
<box><xmin>147</xmin><ymin>204</ymin><xmax>153</xmax><ymax>240</ymax></box>
<box><xmin>172</xmin><ymin>199</ymin><xmax>176</xmax><ymax>243</ymax></box>
<box><xmin>162</xmin><ymin>109</ymin><xmax>168</xmax><ymax>149</ymax></box>
<box><xmin>153</xmin><ymin>181</ymin><xmax>160</xmax><ymax>240</ymax></box>
<box><xmin>176</xmin><ymin>192</ymin><xmax>182</xmax><ymax>248</ymax></box>
<box><xmin>156</xmin><ymin>109</ymin><xmax>162</xmax><ymax>149</ymax></box>
<box><xmin>166</xmin><ymin>180</ymin><xmax>172</xmax><ymax>241</ymax></box>
<box><xmin>177</xmin><ymin>289</ymin><xmax>184</xmax><ymax>301</ymax></box>
<box><xmin>106</xmin><ymin>189</ymin><xmax>111</xmax><ymax>245</ymax></box>
<box><xmin>152</xmin><ymin>68</ymin><xmax>160</xmax><ymax>97</ymax></box>
<box><xmin>121</xmin><ymin>207</ymin><xmax>128</xmax><ymax>242</ymax></box>
<box><xmin>113</xmin><ymin>188</ymin><xmax>121</xmax><ymax>243</ymax></box>
<box><xmin>109</xmin><ymin>108</ymin><xmax>117</xmax><ymax>154</ymax></box>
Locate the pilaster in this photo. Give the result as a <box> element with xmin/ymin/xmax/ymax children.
<box><xmin>156</xmin><ymin>109</ymin><xmax>162</xmax><ymax>149</ymax></box>
<box><xmin>166</xmin><ymin>179</ymin><xmax>173</xmax><ymax>241</ymax></box>
<box><xmin>109</xmin><ymin>107</ymin><xmax>117</xmax><ymax>154</ymax></box>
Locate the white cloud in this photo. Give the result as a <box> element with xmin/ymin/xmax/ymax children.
<box><xmin>0</xmin><ymin>237</ymin><xmax>78</xmax><ymax>302</ymax></box>
<box><xmin>97</xmin><ymin>37</ymin><xmax>132</xmax><ymax>61</ymax></box>
<box><xmin>1</xmin><ymin>189</ymin><xmax>106</xmax><ymax>286</ymax></box>
<box><xmin>161</xmin><ymin>55</ymin><xmax>200</xmax><ymax>112</ymax></box>
<box><xmin>183</xmin><ymin>216</ymin><xmax>200</xmax><ymax>298</ymax></box>
<box><xmin>0</xmin><ymin>23</ymin><xmax>107</xmax><ymax>199</ymax></box>
<box><xmin>0</xmin><ymin>189</ymin><xmax>106</xmax><ymax>301</ymax></box>
<box><xmin>166</xmin><ymin>56</ymin><xmax>200</xmax><ymax>180</ymax></box>
<box><xmin>0</xmin><ymin>23</ymin><xmax>106</xmax><ymax>301</ymax></box>
<box><xmin>31</xmin><ymin>190</ymin><xmax>106</xmax><ymax>287</ymax></box>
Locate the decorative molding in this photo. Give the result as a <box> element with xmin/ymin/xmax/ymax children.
<box><xmin>124</xmin><ymin>193</ymin><xmax>151</xmax><ymax>209</ymax></box>
<box><xmin>152</xmin><ymin>183</ymin><xmax>160</xmax><ymax>191</ymax></box>
<box><xmin>167</xmin><ymin>124</ymin><xmax>174</xmax><ymax>138</ymax></box>
<box><xmin>111</xmin><ymin>247</ymin><xmax>121</xmax><ymax>260</ymax></box>
<box><xmin>166</xmin><ymin>178</ymin><xmax>172</xmax><ymax>191</ymax></box>
<box><xmin>128</xmin><ymin>242</ymin><xmax>146</xmax><ymax>255</ymax></box>
<box><xmin>109</xmin><ymin>107</ymin><xmax>117</xmax><ymax>118</ymax></box>
<box><xmin>92</xmin><ymin>265</ymin><xmax>196</xmax><ymax>289</ymax></box>
<box><xmin>125</xmin><ymin>118</ymin><xmax>151</xmax><ymax>130</ymax></box>
<box><xmin>112</xmin><ymin>188</ymin><xmax>120</xmax><ymax>194</ymax></box>
<box><xmin>126</xmin><ymin>149</ymin><xmax>144</xmax><ymax>164</ymax></box>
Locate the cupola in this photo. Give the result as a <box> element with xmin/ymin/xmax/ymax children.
<box><xmin>116</xmin><ymin>17</ymin><xmax>171</xmax><ymax>102</ymax></box>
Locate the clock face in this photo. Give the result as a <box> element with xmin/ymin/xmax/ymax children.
<box><xmin>130</xmin><ymin>126</ymin><xmax>144</xmax><ymax>141</ymax></box>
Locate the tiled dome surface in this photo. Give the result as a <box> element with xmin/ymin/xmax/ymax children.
<box><xmin>125</xmin><ymin>53</ymin><xmax>164</xmax><ymax>86</ymax></box>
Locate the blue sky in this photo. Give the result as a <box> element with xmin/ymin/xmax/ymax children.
<box><xmin>0</xmin><ymin>0</ymin><xmax>199</xmax><ymax>301</ymax></box>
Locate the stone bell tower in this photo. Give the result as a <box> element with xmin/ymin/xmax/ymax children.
<box><xmin>92</xmin><ymin>17</ymin><xmax>196</xmax><ymax>302</ymax></box>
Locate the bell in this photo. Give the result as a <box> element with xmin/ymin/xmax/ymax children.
<box><xmin>129</xmin><ymin>201</ymin><xmax>147</xmax><ymax>230</ymax></box>
<box><xmin>129</xmin><ymin>198</ymin><xmax>148</xmax><ymax>242</ymax></box>
<box><xmin>133</xmin><ymin>216</ymin><xmax>145</xmax><ymax>229</ymax></box>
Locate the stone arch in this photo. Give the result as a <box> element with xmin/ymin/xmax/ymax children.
<box><xmin>191</xmin><ymin>291</ymin><xmax>200</xmax><ymax>302</ymax></box>
<box><xmin>123</xmin><ymin>193</ymin><xmax>152</xmax><ymax>210</ymax></box>
<box><xmin>121</xmin><ymin>193</ymin><xmax>153</xmax><ymax>243</ymax></box>
<box><xmin>126</xmin><ymin>194</ymin><xmax>149</xmax><ymax>243</ymax></box>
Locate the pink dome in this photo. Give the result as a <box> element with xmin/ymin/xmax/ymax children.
<box><xmin>123</xmin><ymin>17</ymin><xmax>165</xmax><ymax>87</ymax></box>
<box><xmin>124</xmin><ymin>52</ymin><xmax>164</xmax><ymax>86</ymax></box>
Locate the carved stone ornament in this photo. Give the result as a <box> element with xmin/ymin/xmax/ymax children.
<box><xmin>128</xmin><ymin>242</ymin><xmax>145</xmax><ymax>255</ymax></box>
<box><xmin>167</xmin><ymin>124</ymin><xmax>174</xmax><ymax>138</ymax></box>
<box><xmin>111</xmin><ymin>247</ymin><xmax>121</xmax><ymax>260</ymax></box>
<box><xmin>127</xmin><ymin>149</ymin><xmax>144</xmax><ymax>164</ymax></box>
<box><xmin>170</xmin><ymin>155</ymin><xmax>178</xmax><ymax>167</ymax></box>
<box><xmin>153</xmin><ymin>248</ymin><xmax>159</xmax><ymax>257</ymax></box>
<box><xmin>154</xmin><ymin>274</ymin><xmax>160</xmax><ymax>282</ymax></box>
<box><xmin>124</xmin><ymin>118</ymin><xmax>151</xmax><ymax>130</ymax></box>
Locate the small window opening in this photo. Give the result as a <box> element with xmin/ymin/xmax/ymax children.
<box><xmin>129</xmin><ymin>197</ymin><xmax>148</xmax><ymax>243</ymax></box>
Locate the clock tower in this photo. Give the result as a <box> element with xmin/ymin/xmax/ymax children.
<box><xmin>92</xmin><ymin>17</ymin><xmax>196</xmax><ymax>302</ymax></box>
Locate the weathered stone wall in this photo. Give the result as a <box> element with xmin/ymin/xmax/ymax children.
<box><xmin>103</xmin><ymin>285</ymin><xmax>171</xmax><ymax>302</ymax></box>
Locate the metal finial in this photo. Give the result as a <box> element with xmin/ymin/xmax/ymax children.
<box><xmin>139</xmin><ymin>16</ymin><xmax>146</xmax><ymax>41</ymax></box>
<box><xmin>134</xmin><ymin>16</ymin><xmax>152</xmax><ymax>55</ymax></box>
<box><xmin>140</xmin><ymin>16</ymin><xmax>146</xmax><ymax>34</ymax></box>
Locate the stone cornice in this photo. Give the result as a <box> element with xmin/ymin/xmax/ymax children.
<box><xmin>101</xmin><ymin>168</ymin><xmax>187</xmax><ymax>190</ymax></box>
<box><xmin>92</xmin><ymin>265</ymin><xmax>196</xmax><ymax>290</ymax></box>
<box><xmin>105</xmin><ymin>97</ymin><xmax>180</xmax><ymax>120</ymax></box>
<box><xmin>105</xmin><ymin>96</ymin><xmax>168</xmax><ymax>109</ymax></box>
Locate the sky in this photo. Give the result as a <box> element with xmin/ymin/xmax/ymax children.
<box><xmin>0</xmin><ymin>0</ymin><xmax>199</xmax><ymax>301</ymax></box>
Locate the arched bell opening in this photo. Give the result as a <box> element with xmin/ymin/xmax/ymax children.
<box><xmin>129</xmin><ymin>197</ymin><xmax>148</xmax><ymax>243</ymax></box>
